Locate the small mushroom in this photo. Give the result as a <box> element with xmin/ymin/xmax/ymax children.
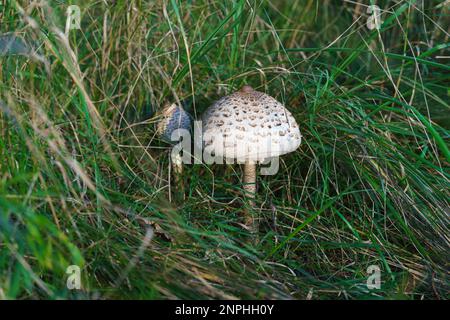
<box><xmin>156</xmin><ymin>102</ymin><xmax>192</xmax><ymax>197</ymax></box>
<box><xmin>157</xmin><ymin>102</ymin><xmax>192</xmax><ymax>147</ymax></box>
<box><xmin>202</xmin><ymin>85</ymin><xmax>301</xmax><ymax>226</ymax></box>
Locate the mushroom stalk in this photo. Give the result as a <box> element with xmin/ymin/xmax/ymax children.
<box><xmin>172</xmin><ymin>152</ymin><xmax>183</xmax><ymax>175</ymax></box>
<box><xmin>243</xmin><ymin>160</ymin><xmax>256</xmax><ymax>200</ymax></box>
<box><xmin>171</xmin><ymin>152</ymin><xmax>185</xmax><ymax>201</ymax></box>
<box><xmin>243</xmin><ymin>160</ymin><xmax>257</xmax><ymax>231</ymax></box>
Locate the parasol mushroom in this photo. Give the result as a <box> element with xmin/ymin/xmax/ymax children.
<box><xmin>202</xmin><ymin>85</ymin><xmax>301</xmax><ymax>227</ymax></box>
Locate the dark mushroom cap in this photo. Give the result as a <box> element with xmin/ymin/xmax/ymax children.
<box><xmin>157</xmin><ymin>103</ymin><xmax>192</xmax><ymax>143</ymax></box>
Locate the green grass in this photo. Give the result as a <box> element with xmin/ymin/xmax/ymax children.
<box><xmin>0</xmin><ymin>0</ymin><xmax>449</xmax><ymax>299</ymax></box>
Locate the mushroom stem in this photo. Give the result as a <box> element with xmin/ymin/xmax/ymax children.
<box><xmin>172</xmin><ymin>152</ymin><xmax>183</xmax><ymax>175</ymax></box>
<box><xmin>171</xmin><ymin>152</ymin><xmax>184</xmax><ymax>200</ymax></box>
<box><xmin>243</xmin><ymin>160</ymin><xmax>257</xmax><ymax>199</ymax></box>
<box><xmin>243</xmin><ymin>160</ymin><xmax>257</xmax><ymax>231</ymax></box>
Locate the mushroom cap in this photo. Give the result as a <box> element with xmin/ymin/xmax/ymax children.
<box><xmin>157</xmin><ymin>102</ymin><xmax>192</xmax><ymax>143</ymax></box>
<box><xmin>202</xmin><ymin>86</ymin><xmax>301</xmax><ymax>163</ymax></box>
